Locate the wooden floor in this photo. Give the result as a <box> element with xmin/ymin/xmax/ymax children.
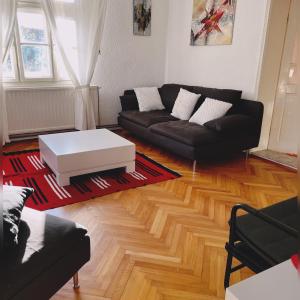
<box><xmin>4</xmin><ymin>132</ymin><xmax>298</xmax><ymax>300</ymax></box>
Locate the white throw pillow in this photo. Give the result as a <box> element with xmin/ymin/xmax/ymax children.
<box><xmin>171</xmin><ymin>88</ymin><xmax>200</xmax><ymax>120</ymax></box>
<box><xmin>134</xmin><ymin>87</ymin><xmax>165</xmax><ymax>112</ymax></box>
<box><xmin>189</xmin><ymin>98</ymin><xmax>233</xmax><ymax>125</ymax></box>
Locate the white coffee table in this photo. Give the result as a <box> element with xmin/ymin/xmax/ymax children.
<box><xmin>39</xmin><ymin>129</ymin><xmax>135</xmax><ymax>186</ymax></box>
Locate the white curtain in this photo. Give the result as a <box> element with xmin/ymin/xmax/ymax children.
<box><xmin>0</xmin><ymin>0</ymin><xmax>16</xmax><ymax>145</ymax></box>
<box><xmin>42</xmin><ymin>0</ymin><xmax>108</xmax><ymax>130</ymax></box>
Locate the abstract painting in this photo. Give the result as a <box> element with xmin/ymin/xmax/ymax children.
<box><xmin>133</xmin><ymin>0</ymin><xmax>151</xmax><ymax>36</ymax></box>
<box><xmin>190</xmin><ymin>0</ymin><xmax>237</xmax><ymax>46</ymax></box>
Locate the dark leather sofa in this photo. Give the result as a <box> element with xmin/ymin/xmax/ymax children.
<box><xmin>118</xmin><ymin>84</ymin><xmax>264</xmax><ymax>161</ymax></box>
<box><xmin>1</xmin><ymin>208</ymin><xmax>90</xmax><ymax>300</ymax></box>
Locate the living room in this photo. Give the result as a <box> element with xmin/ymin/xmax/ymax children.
<box><xmin>1</xmin><ymin>0</ymin><xmax>299</xmax><ymax>299</ymax></box>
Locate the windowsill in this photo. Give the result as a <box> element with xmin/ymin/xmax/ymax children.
<box><xmin>3</xmin><ymin>80</ymin><xmax>75</xmax><ymax>91</ymax></box>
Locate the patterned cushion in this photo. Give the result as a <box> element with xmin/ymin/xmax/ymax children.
<box><xmin>3</xmin><ymin>186</ymin><xmax>34</xmax><ymax>248</ymax></box>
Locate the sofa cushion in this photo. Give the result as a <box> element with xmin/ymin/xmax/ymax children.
<box><xmin>159</xmin><ymin>84</ymin><xmax>195</xmax><ymax>112</ymax></box>
<box><xmin>119</xmin><ymin>110</ymin><xmax>177</xmax><ymax>128</ymax></box>
<box><xmin>134</xmin><ymin>87</ymin><xmax>165</xmax><ymax>112</ymax></box>
<box><xmin>171</xmin><ymin>88</ymin><xmax>201</xmax><ymax>120</ymax></box>
<box><xmin>150</xmin><ymin>120</ymin><xmax>219</xmax><ymax>146</ymax></box>
<box><xmin>205</xmin><ymin>114</ymin><xmax>257</xmax><ymax>134</ymax></box>
<box><xmin>4</xmin><ymin>208</ymin><xmax>88</xmax><ymax>298</ymax></box>
<box><xmin>3</xmin><ymin>186</ymin><xmax>34</xmax><ymax>249</ymax></box>
<box><xmin>189</xmin><ymin>98</ymin><xmax>233</xmax><ymax>126</ymax></box>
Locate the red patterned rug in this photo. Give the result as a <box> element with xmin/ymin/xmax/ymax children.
<box><xmin>3</xmin><ymin>150</ymin><xmax>180</xmax><ymax>211</ymax></box>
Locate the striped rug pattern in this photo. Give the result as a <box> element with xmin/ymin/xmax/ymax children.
<box><xmin>3</xmin><ymin>150</ymin><xmax>180</xmax><ymax>211</ymax></box>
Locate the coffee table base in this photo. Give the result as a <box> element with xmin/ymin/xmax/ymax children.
<box><xmin>41</xmin><ymin>155</ymin><xmax>135</xmax><ymax>186</ymax></box>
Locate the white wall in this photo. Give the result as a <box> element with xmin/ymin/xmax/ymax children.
<box><xmin>165</xmin><ymin>0</ymin><xmax>270</xmax><ymax>100</ymax></box>
<box><xmin>92</xmin><ymin>0</ymin><xmax>271</xmax><ymax>127</ymax></box>
<box><xmin>92</xmin><ymin>0</ymin><xmax>169</xmax><ymax>125</ymax></box>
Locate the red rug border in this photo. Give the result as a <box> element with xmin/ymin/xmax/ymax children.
<box><xmin>3</xmin><ymin>149</ymin><xmax>181</xmax><ymax>178</ymax></box>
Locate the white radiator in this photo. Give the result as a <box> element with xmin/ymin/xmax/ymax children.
<box><xmin>6</xmin><ymin>86</ymin><xmax>99</xmax><ymax>135</ymax></box>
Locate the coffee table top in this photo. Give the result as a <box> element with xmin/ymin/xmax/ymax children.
<box><xmin>39</xmin><ymin>129</ymin><xmax>135</xmax><ymax>156</ymax></box>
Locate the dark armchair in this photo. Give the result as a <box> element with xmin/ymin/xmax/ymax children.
<box><xmin>2</xmin><ymin>207</ymin><xmax>91</xmax><ymax>300</ymax></box>
<box><xmin>224</xmin><ymin>197</ymin><xmax>299</xmax><ymax>288</ymax></box>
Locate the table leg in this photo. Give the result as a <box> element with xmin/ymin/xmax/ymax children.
<box><xmin>125</xmin><ymin>161</ymin><xmax>135</xmax><ymax>173</ymax></box>
<box><xmin>40</xmin><ymin>155</ymin><xmax>46</xmax><ymax>164</ymax></box>
<box><xmin>56</xmin><ymin>174</ymin><xmax>70</xmax><ymax>186</ymax></box>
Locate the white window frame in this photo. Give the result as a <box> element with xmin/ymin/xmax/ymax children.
<box><xmin>3</xmin><ymin>43</ymin><xmax>20</xmax><ymax>83</ymax></box>
<box><xmin>3</xmin><ymin>0</ymin><xmax>72</xmax><ymax>88</ymax></box>
<box><xmin>16</xmin><ymin>4</ymin><xmax>54</xmax><ymax>82</ymax></box>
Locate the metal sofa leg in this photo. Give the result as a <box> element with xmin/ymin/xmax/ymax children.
<box><xmin>73</xmin><ymin>272</ymin><xmax>80</xmax><ymax>289</ymax></box>
<box><xmin>193</xmin><ymin>160</ymin><xmax>197</xmax><ymax>174</ymax></box>
<box><xmin>245</xmin><ymin>150</ymin><xmax>250</xmax><ymax>161</ymax></box>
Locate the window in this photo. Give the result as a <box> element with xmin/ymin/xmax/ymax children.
<box><xmin>3</xmin><ymin>2</ymin><xmax>70</xmax><ymax>85</ymax></box>
<box><xmin>17</xmin><ymin>9</ymin><xmax>52</xmax><ymax>79</ymax></box>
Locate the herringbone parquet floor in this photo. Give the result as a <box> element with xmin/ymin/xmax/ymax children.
<box><xmin>4</xmin><ymin>131</ymin><xmax>298</xmax><ymax>300</ymax></box>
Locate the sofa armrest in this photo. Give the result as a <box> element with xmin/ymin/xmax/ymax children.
<box><xmin>204</xmin><ymin>114</ymin><xmax>257</xmax><ymax>134</ymax></box>
<box><xmin>120</xmin><ymin>95</ymin><xmax>139</xmax><ymax>111</ymax></box>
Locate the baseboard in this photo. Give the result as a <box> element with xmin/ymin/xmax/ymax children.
<box><xmin>9</xmin><ymin>128</ymin><xmax>77</xmax><ymax>141</ymax></box>
<box><xmin>252</xmin><ymin>150</ymin><xmax>298</xmax><ymax>171</ymax></box>
<box><xmin>97</xmin><ymin>124</ymin><xmax>121</xmax><ymax>131</ymax></box>
<box><xmin>9</xmin><ymin>125</ymin><xmax>121</xmax><ymax>142</ymax></box>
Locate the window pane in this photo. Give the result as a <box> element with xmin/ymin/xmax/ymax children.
<box><xmin>17</xmin><ymin>11</ymin><xmax>48</xmax><ymax>44</ymax></box>
<box><xmin>3</xmin><ymin>52</ymin><xmax>16</xmax><ymax>80</ymax></box>
<box><xmin>21</xmin><ymin>45</ymin><xmax>52</xmax><ymax>78</ymax></box>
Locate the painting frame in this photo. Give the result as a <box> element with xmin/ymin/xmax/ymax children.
<box><xmin>190</xmin><ymin>0</ymin><xmax>237</xmax><ymax>46</ymax></box>
<box><xmin>133</xmin><ymin>0</ymin><xmax>152</xmax><ymax>36</ymax></box>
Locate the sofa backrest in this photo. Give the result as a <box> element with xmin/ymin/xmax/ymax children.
<box><xmin>159</xmin><ymin>84</ymin><xmax>243</xmax><ymax>113</ymax></box>
<box><xmin>124</xmin><ymin>84</ymin><xmax>243</xmax><ymax>112</ymax></box>
<box><xmin>122</xmin><ymin>85</ymin><xmax>263</xmax><ymax>126</ymax></box>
